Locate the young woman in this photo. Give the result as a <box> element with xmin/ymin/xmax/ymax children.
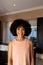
<box><xmin>8</xmin><ymin>19</ymin><xmax>34</xmax><ymax>65</ymax></box>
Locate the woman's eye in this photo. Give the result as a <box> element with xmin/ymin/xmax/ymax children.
<box><xmin>17</xmin><ymin>28</ymin><xmax>20</xmax><ymax>30</ymax></box>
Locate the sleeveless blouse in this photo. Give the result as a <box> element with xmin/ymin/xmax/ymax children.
<box><xmin>12</xmin><ymin>38</ymin><xmax>31</xmax><ymax>65</ymax></box>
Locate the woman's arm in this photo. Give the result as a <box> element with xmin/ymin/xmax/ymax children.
<box><xmin>30</xmin><ymin>41</ymin><xmax>34</xmax><ymax>65</ymax></box>
<box><xmin>8</xmin><ymin>41</ymin><xmax>12</xmax><ymax>65</ymax></box>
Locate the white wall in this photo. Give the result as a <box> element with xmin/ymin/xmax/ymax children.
<box><xmin>29</xmin><ymin>19</ymin><xmax>37</xmax><ymax>26</ymax></box>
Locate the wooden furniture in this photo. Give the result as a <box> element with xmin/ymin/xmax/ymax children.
<box><xmin>0</xmin><ymin>44</ymin><xmax>8</xmax><ymax>65</ymax></box>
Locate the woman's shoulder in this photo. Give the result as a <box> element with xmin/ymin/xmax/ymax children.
<box><xmin>8</xmin><ymin>39</ymin><xmax>15</xmax><ymax>47</ymax></box>
<box><xmin>26</xmin><ymin>38</ymin><xmax>33</xmax><ymax>45</ymax></box>
<box><xmin>26</xmin><ymin>38</ymin><xmax>32</xmax><ymax>42</ymax></box>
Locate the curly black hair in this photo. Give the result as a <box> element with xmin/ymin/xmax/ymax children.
<box><xmin>10</xmin><ymin>19</ymin><xmax>31</xmax><ymax>36</ymax></box>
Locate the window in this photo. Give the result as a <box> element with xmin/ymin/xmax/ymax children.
<box><xmin>29</xmin><ymin>26</ymin><xmax>37</xmax><ymax>43</ymax></box>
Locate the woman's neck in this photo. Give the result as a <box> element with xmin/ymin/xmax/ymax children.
<box><xmin>16</xmin><ymin>36</ymin><xmax>25</xmax><ymax>41</ymax></box>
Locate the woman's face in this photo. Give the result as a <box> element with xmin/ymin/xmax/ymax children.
<box><xmin>16</xmin><ymin>26</ymin><xmax>25</xmax><ymax>37</ymax></box>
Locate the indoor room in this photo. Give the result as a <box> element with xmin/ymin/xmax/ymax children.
<box><xmin>0</xmin><ymin>0</ymin><xmax>43</xmax><ymax>65</ymax></box>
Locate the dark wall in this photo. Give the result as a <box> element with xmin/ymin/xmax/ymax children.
<box><xmin>0</xmin><ymin>21</ymin><xmax>1</xmax><ymax>40</ymax></box>
<box><xmin>37</xmin><ymin>17</ymin><xmax>43</xmax><ymax>53</ymax></box>
<box><xmin>0</xmin><ymin>21</ymin><xmax>2</xmax><ymax>43</ymax></box>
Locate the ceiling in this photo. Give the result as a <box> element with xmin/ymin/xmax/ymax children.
<box><xmin>0</xmin><ymin>0</ymin><xmax>43</xmax><ymax>16</ymax></box>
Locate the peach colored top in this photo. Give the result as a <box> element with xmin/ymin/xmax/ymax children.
<box><xmin>12</xmin><ymin>38</ymin><xmax>31</xmax><ymax>65</ymax></box>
